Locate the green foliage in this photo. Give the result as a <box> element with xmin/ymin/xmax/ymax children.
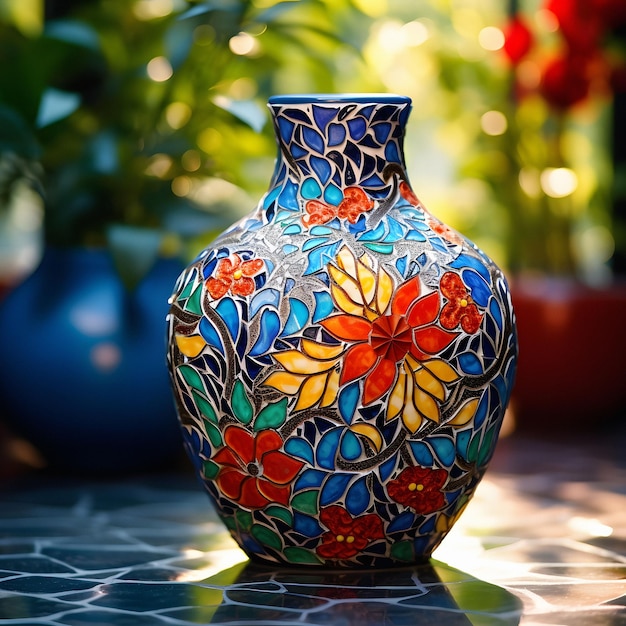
<box><xmin>0</xmin><ymin>0</ymin><xmax>372</xmax><ymax>283</ymax></box>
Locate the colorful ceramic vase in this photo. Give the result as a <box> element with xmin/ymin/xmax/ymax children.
<box><xmin>166</xmin><ymin>94</ymin><xmax>517</xmax><ymax>568</ymax></box>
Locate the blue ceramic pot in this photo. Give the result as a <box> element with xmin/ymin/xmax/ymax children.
<box><xmin>0</xmin><ymin>247</ymin><xmax>184</xmax><ymax>473</ymax></box>
<box><xmin>167</xmin><ymin>95</ymin><xmax>518</xmax><ymax>567</ymax></box>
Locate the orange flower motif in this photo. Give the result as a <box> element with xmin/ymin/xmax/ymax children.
<box><xmin>213</xmin><ymin>426</ymin><xmax>304</xmax><ymax>509</ymax></box>
<box><xmin>263</xmin><ymin>248</ymin><xmax>461</xmax><ymax>433</ymax></box>
<box><xmin>321</xmin><ymin>275</ymin><xmax>457</xmax><ymax>405</ymax></box>
<box><xmin>399</xmin><ymin>180</ymin><xmax>420</xmax><ymax>206</ymax></box>
<box><xmin>387</xmin><ymin>466</ymin><xmax>447</xmax><ymax>514</ymax></box>
<box><xmin>439</xmin><ymin>272</ymin><xmax>484</xmax><ymax>334</ymax></box>
<box><xmin>425</xmin><ymin>214</ymin><xmax>464</xmax><ymax>246</ymax></box>
<box><xmin>206</xmin><ymin>254</ymin><xmax>264</xmax><ymax>299</ymax></box>
<box><xmin>303</xmin><ymin>186</ymin><xmax>374</xmax><ymax>227</ymax></box>
<box><xmin>316</xmin><ymin>505</ymin><xmax>384</xmax><ymax>560</ymax></box>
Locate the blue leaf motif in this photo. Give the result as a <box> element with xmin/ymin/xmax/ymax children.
<box><xmin>428</xmin><ymin>436</ymin><xmax>456</xmax><ymax>467</ymax></box>
<box><xmin>249</xmin><ymin>288</ymin><xmax>281</xmax><ymax>318</ymax></box>
<box><xmin>311</xmin><ymin>156</ymin><xmax>332</xmax><ymax>184</ymax></box>
<box><xmin>410</xmin><ymin>442</ymin><xmax>433</xmax><ymax>467</ymax></box>
<box><xmin>489</xmin><ymin>298</ymin><xmax>503</xmax><ymax>330</ymax></box>
<box><xmin>316</xmin><ymin>428</ymin><xmax>342</xmax><ymax>470</ymax></box>
<box><xmin>303</xmin><ymin>126</ymin><xmax>325</xmax><ymax>153</ymax></box>
<box><xmin>302</xmin><ymin>177</ymin><xmax>322</xmax><ymax>199</ymax></box>
<box><xmin>320</xmin><ymin>473</ymin><xmax>352</xmax><ymax>506</ymax></box>
<box><xmin>285</xmin><ymin>438</ymin><xmax>316</xmax><ymax>466</ymax></box>
<box><xmin>249</xmin><ymin>309</ymin><xmax>280</xmax><ymax>356</ymax></box>
<box><xmin>358</xmin><ymin>220</ymin><xmax>387</xmax><ymax>242</ymax></box>
<box><xmin>278</xmin><ymin>179</ymin><xmax>299</xmax><ymax>210</ymax></box>
<box><xmin>199</xmin><ymin>317</ymin><xmax>224</xmax><ymax>355</ymax></box>
<box><xmin>345</xmin><ymin>477</ymin><xmax>370</xmax><ymax>516</ymax></box>
<box><xmin>215</xmin><ymin>298</ymin><xmax>239</xmax><ymax>341</ymax></box>
<box><xmin>327</xmin><ymin>123</ymin><xmax>346</xmax><ymax>147</ymax></box>
<box><xmin>458</xmin><ymin>352</ymin><xmax>483</xmax><ymax>375</ymax></box>
<box><xmin>281</xmin><ymin>298</ymin><xmax>309</xmax><ymax>336</ymax></box>
<box><xmin>379</xmin><ymin>454</ymin><xmax>398</xmax><ymax>482</ymax></box>
<box><xmin>338</xmin><ymin>382</ymin><xmax>360</xmax><ymax>424</ymax></box>
<box><xmin>450</xmin><ymin>254</ymin><xmax>491</xmax><ymax>283</ymax></box>
<box><xmin>387</xmin><ymin>511</ymin><xmax>416</xmax><ymax>534</ymax></box>
<box><xmin>313</xmin><ymin>291</ymin><xmax>335</xmax><ymax>323</ymax></box>
<box><xmin>293</xmin><ymin>513</ymin><xmax>322</xmax><ymax>537</ymax></box>
<box><xmin>304</xmin><ymin>241</ymin><xmax>341</xmax><ymax>275</ymax></box>
<box><xmin>462</xmin><ymin>269</ymin><xmax>491</xmax><ymax>307</ymax></box>
<box><xmin>340</xmin><ymin>430</ymin><xmax>362</xmax><ymax>461</ymax></box>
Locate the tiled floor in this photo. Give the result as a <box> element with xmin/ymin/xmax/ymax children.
<box><xmin>0</xmin><ymin>430</ymin><xmax>624</xmax><ymax>625</ymax></box>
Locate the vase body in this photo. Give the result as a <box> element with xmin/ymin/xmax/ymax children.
<box><xmin>0</xmin><ymin>247</ymin><xmax>184</xmax><ymax>473</ymax></box>
<box><xmin>166</xmin><ymin>94</ymin><xmax>517</xmax><ymax>567</ymax></box>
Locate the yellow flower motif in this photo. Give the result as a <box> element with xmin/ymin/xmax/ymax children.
<box><xmin>387</xmin><ymin>355</ymin><xmax>459</xmax><ymax>433</ymax></box>
<box><xmin>264</xmin><ymin>246</ymin><xmax>466</xmax><ymax>431</ymax></box>
<box><xmin>328</xmin><ymin>246</ymin><xmax>394</xmax><ymax>321</ymax></box>
<box><xmin>262</xmin><ymin>339</ymin><xmax>342</xmax><ymax>411</ymax></box>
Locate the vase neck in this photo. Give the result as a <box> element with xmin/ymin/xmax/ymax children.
<box><xmin>267</xmin><ymin>95</ymin><xmax>412</xmax><ymax>201</ymax></box>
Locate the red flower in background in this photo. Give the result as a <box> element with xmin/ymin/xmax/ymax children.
<box><xmin>387</xmin><ymin>466</ymin><xmax>447</xmax><ymax>514</ymax></box>
<box><xmin>539</xmin><ymin>54</ymin><xmax>592</xmax><ymax>110</ymax></box>
<box><xmin>501</xmin><ymin>0</ymin><xmax>626</xmax><ymax>110</ymax></box>
<box><xmin>316</xmin><ymin>506</ymin><xmax>384</xmax><ymax>560</ymax></box>
<box><xmin>502</xmin><ymin>14</ymin><xmax>534</xmax><ymax>65</ymax></box>
<box><xmin>213</xmin><ymin>426</ymin><xmax>304</xmax><ymax>509</ymax></box>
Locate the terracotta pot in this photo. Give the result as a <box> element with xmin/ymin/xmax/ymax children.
<box><xmin>511</xmin><ymin>276</ymin><xmax>626</xmax><ymax>432</ymax></box>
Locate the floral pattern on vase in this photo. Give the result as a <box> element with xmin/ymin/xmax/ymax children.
<box><xmin>166</xmin><ymin>94</ymin><xmax>518</xmax><ymax>568</ymax></box>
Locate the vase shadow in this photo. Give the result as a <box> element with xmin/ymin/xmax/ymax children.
<box><xmin>180</xmin><ymin>558</ymin><xmax>523</xmax><ymax>625</ymax></box>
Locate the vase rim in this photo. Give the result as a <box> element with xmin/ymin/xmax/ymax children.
<box><xmin>268</xmin><ymin>93</ymin><xmax>411</xmax><ymax>105</ymax></box>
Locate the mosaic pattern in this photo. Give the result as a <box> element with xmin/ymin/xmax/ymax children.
<box><xmin>166</xmin><ymin>95</ymin><xmax>518</xmax><ymax>567</ymax></box>
<box><xmin>1</xmin><ymin>435</ymin><xmax>625</xmax><ymax>625</ymax></box>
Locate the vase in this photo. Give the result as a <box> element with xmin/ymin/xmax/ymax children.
<box><xmin>166</xmin><ymin>94</ymin><xmax>518</xmax><ymax>568</ymax></box>
<box><xmin>0</xmin><ymin>247</ymin><xmax>184</xmax><ymax>474</ymax></box>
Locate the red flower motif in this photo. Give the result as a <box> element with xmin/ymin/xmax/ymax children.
<box><xmin>316</xmin><ymin>506</ymin><xmax>384</xmax><ymax>560</ymax></box>
<box><xmin>439</xmin><ymin>272</ymin><xmax>484</xmax><ymax>334</ymax></box>
<box><xmin>303</xmin><ymin>187</ymin><xmax>374</xmax><ymax>226</ymax></box>
<box><xmin>206</xmin><ymin>254</ymin><xmax>264</xmax><ymax>299</ymax></box>
<box><xmin>387</xmin><ymin>466</ymin><xmax>447</xmax><ymax>514</ymax></box>
<box><xmin>213</xmin><ymin>426</ymin><xmax>304</xmax><ymax>509</ymax></box>
<box><xmin>321</xmin><ymin>276</ymin><xmax>458</xmax><ymax>404</ymax></box>
<box><xmin>399</xmin><ymin>181</ymin><xmax>420</xmax><ymax>206</ymax></box>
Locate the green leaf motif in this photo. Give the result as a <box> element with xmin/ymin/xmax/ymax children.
<box><xmin>254</xmin><ymin>398</ymin><xmax>288</xmax><ymax>431</ymax></box>
<box><xmin>204</xmin><ymin>420</ymin><xmax>222</xmax><ymax>448</ymax></box>
<box><xmin>390</xmin><ymin>540</ymin><xmax>414</xmax><ymax>562</ymax></box>
<box><xmin>235</xmin><ymin>509</ymin><xmax>253</xmax><ymax>532</ymax></box>
<box><xmin>251</xmin><ymin>524</ymin><xmax>282</xmax><ymax>551</ymax></box>
<box><xmin>478</xmin><ymin>425</ymin><xmax>497</xmax><ymax>466</ymax></box>
<box><xmin>265</xmin><ymin>505</ymin><xmax>293</xmax><ymax>527</ymax></box>
<box><xmin>178</xmin><ymin>364</ymin><xmax>205</xmax><ymax>392</ymax></box>
<box><xmin>291</xmin><ymin>491</ymin><xmax>318</xmax><ymax>515</ymax></box>
<box><xmin>203</xmin><ymin>460</ymin><xmax>219</xmax><ymax>480</ymax></box>
<box><xmin>193</xmin><ymin>391</ymin><xmax>218</xmax><ymax>424</ymax></box>
<box><xmin>232</xmin><ymin>379</ymin><xmax>253</xmax><ymax>425</ymax></box>
<box><xmin>283</xmin><ymin>547</ymin><xmax>322</xmax><ymax>565</ymax></box>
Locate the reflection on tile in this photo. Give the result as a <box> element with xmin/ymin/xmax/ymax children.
<box><xmin>0</xmin><ymin>434</ymin><xmax>624</xmax><ymax>625</ymax></box>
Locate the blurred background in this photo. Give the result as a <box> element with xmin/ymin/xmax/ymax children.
<box><xmin>1</xmin><ymin>0</ymin><xmax>625</xmax><ymax>476</ymax></box>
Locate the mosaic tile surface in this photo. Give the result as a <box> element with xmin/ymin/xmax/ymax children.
<box><xmin>0</xmin><ymin>433</ymin><xmax>624</xmax><ymax>625</ymax></box>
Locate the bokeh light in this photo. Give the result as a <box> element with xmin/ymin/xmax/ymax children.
<box><xmin>147</xmin><ymin>56</ymin><xmax>173</xmax><ymax>81</ymax></box>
